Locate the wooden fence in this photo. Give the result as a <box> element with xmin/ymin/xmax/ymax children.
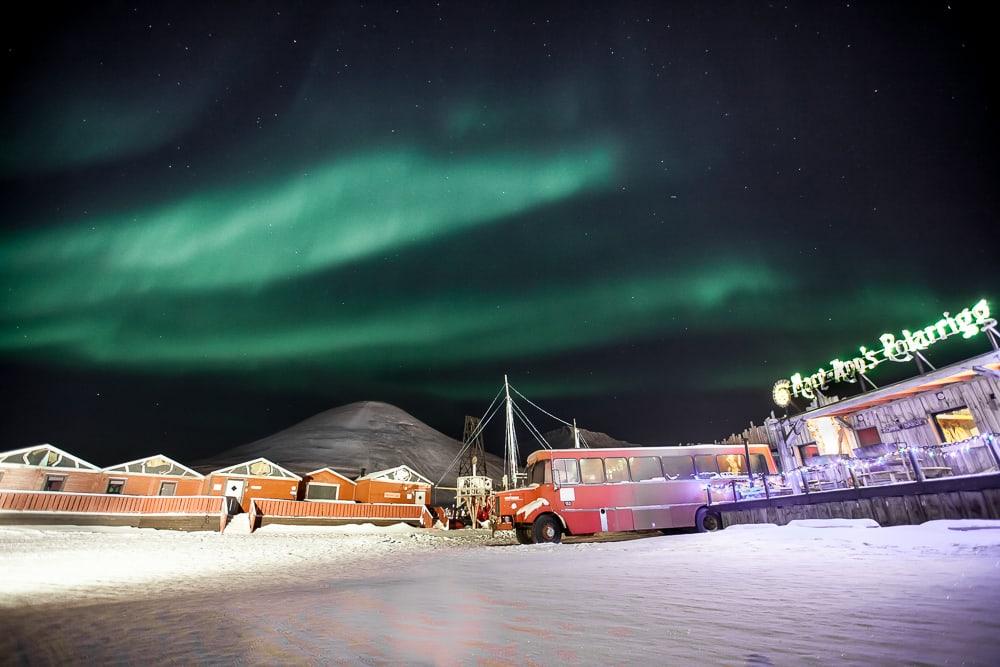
<box><xmin>250</xmin><ymin>499</ymin><xmax>434</xmax><ymax>531</ymax></box>
<box><xmin>0</xmin><ymin>491</ymin><xmax>230</xmax><ymax>532</ymax></box>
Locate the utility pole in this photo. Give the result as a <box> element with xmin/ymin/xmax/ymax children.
<box><xmin>573</xmin><ymin>418</ymin><xmax>581</xmax><ymax>448</ymax></box>
<box><xmin>504</xmin><ymin>374</ymin><xmax>519</xmax><ymax>489</ymax></box>
<box><xmin>457</xmin><ymin>415</ymin><xmax>486</xmax><ymax>479</ymax></box>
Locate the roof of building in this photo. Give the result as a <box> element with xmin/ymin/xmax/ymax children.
<box><xmin>104</xmin><ymin>454</ymin><xmax>204</xmax><ymax>478</ymax></box>
<box><xmin>790</xmin><ymin>349</ymin><xmax>1000</xmax><ymax>421</ymax></box>
<box><xmin>305</xmin><ymin>467</ymin><xmax>358</xmax><ymax>484</ymax></box>
<box><xmin>0</xmin><ymin>444</ymin><xmax>101</xmax><ymax>471</ymax></box>
<box><xmin>356</xmin><ymin>464</ymin><xmax>432</xmax><ymax>485</ymax></box>
<box><xmin>208</xmin><ymin>457</ymin><xmax>302</xmax><ymax>480</ymax></box>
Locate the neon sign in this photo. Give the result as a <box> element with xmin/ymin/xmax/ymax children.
<box><xmin>773</xmin><ymin>298</ymin><xmax>995</xmax><ymax>407</ymax></box>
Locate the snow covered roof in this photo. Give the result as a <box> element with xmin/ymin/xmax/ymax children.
<box><xmin>305</xmin><ymin>467</ymin><xmax>357</xmax><ymax>485</ymax></box>
<box><xmin>209</xmin><ymin>457</ymin><xmax>302</xmax><ymax>480</ymax></box>
<box><xmin>357</xmin><ymin>465</ymin><xmax>432</xmax><ymax>485</ymax></box>
<box><xmin>104</xmin><ymin>454</ymin><xmax>204</xmax><ymax>478</ymax></box>
<box><xmin>0</xmin><ymin>444</ymin><xmax>100</xmax><ymax>471</ymax></box>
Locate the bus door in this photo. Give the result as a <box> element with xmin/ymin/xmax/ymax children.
<box><xmin>599</xmin><ymin>507</ymin><xmax>634</xmax><ymax>532</ymax></box>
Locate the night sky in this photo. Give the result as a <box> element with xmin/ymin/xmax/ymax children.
<box><xmin>1</xmin><ymin>2</ymin><xmax>996</xmax><ymax>465</ymax></box>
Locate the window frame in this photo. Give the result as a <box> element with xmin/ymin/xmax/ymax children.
<box><xmin>106</xmin><ymin>478</ymin><xmax>127</xmax><ymax>495</ymax></box>
<box><xmin>628</xmin><ymin>456</ymin><xmax>664</xmax><ymax>482</ymax></box>
<box><xmin>578</xmin><ymin>458</ymin><xmax>605</xmax><ymax>484</ymax></box>
<box><xmin>305</xmin><ymin>482</ymin><xmax>341</xmax><ymax>502</ymax></box>
<box><xmin>42</xmin><ymin>475</ymin><xmax>66</xmax><ymax>492</ymax></box>
<box><xmin>661</xmin><ymin>455</ymin><xmax>695</xmax><ymax>480</ymax></box>
<box><xmin>693</xmin><ymin>455</ymin><xmax>720</xmax><ymax>476</ymax></box>
<box><xmin>931</xmin><ymin>405</ymin><xmax>980</xmax><ymax>444</ymax></box>
<box><xmin>158</xmin><ymin>481</ymin><xmax>177</xmax><ymax>497</ymax></box>
<box><xmin>551</xmin><ymin>458</ymin><xmax>581</xmax><ymax>486</ymax></box>
<box><xmin>603</xmin><ymin>457</ymin><xmax>631</xmax><ymax>483</ymax></box>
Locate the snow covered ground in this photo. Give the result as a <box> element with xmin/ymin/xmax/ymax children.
<box><xmin>2</xmin><ymin>520</ymin><xmax>999</xmax><ymax>665</ymax></box>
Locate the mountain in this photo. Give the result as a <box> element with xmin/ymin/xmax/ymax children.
<box><xmin>541</xmin><ymin>425</ymin><xmax>640</xmax><ymax>449</ymax></box>
<box><xmin>193</xmin><ymin>401</ymin><xmax>503</xmax><ymax>487</ymax></box>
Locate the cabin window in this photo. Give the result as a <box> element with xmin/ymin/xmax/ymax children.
<box><xmin>306</xmin><ymin>483</ymin><xmax>339</xmax><ymax>501</ymax></box>
<box><xmin>106</xmin><ymin>479</ymin><xmax>126</xmax><ymax>494</ymax></box>
<box><xmin>604</xmin><ymin>457</ymin><xmax>629</xmax><ymax>483</ymax></box>
<box><xmin>661</xmin><ymin>456</ymin><xmax>695</xmax><ymax>479</ymax></box>
<box><xmin>42</xmin><ymin>475</ymin><xmax>65</xmax><ymax>491</ymax></box>
<box><xmin>158</xmin><ymin>481</ymin><xmax>177</xmax><ymax>496</ymax></box>
<box><xmin>932</xmin><ymin>407</ymin><xmax>980</xmax><ymax>443</ymax></box>
<box><xmin>717</xmin><ymin>454</ymin><xmax>748</xmax><ymax>475</ymax></box>
<box><xmin>579</xmin><ymin>458</ymin><xmax>605</xmax><ymax>484</ymax></box>
<box><xmin>856</xmin><ymin>427</ymin><xmax>882</xmax><ymax>447</ymax></box>
<box><xmin>694</xmin><ymin>455</ymin><xmax>719</xmax><ymax>476</ymax></box>
<box><xmin>749</xmin><ymin>454</ymin><xmax>769</xmax><ymax>474</ymax></box>
<box><xmin>628</xmin><ymin>457</ymin><xmax>663</xmax><ymax>481</ymax></box>
<box><xmin>552</xmin><ymin>459</ymin><xmax>580</xmax><ymax>486</ymax></box>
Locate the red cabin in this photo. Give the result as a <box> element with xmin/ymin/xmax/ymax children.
<box><xmin>301</xmin><ymin>468</ymin><xmax>357</xmax><ymax>502</ymax></box>
<box><xmin>0</xmin><ymin>444</ymin><xmax>103</xmax><ymax>493</ymax></box>
<box><xmin>101</xmin><ymin>454</ymin><xmax>205</xmax><ymax>496</ymax></box>
<box><xmin>206</xmin><ymin>458</ymin><xmax>301</xmax><ymax>512</ymax></box>
<box><xmin>353</xmin><ymin>465</ymin><xmax>432</xmax><ymax>505</ymax></box>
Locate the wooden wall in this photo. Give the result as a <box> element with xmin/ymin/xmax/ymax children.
<box><xmin>0</xmin><ymin>468</ymin><xmax>103</xmax><ymax>493</ymax></box>
<box><xmin>354</xmin><ymin>479</ymin><xmax>431</xmax><ymax>505</ymax></box>
<box><xmin>205</xmin><ymin>475</ymin><xmax>300</xmax><ymax>512</ymax></box>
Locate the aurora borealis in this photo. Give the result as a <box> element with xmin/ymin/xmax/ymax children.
<box><xmin>1</xmin><ymin>3</ymin><xmax>997</xmax><ymax>462</ymax></box>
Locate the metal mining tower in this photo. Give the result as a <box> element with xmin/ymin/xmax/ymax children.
<box><xmin>455</xmin><ymin>415</ymin><xmax>493</xmax><ymax>528</ymax></box>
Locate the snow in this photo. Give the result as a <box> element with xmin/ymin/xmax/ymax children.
<box><xmin>2</xmin><ymin>520</ymin><xmax>1000</xmax><ymax>664</ymax></box>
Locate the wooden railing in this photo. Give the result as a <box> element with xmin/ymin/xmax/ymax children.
<box><xmin>250</xmin><ymin>499</ymin><xmax>433</xmax><ymax>531</ymax></box>
<box><xmin>0</xmin><ymin>491</ymin><xmax>229</xmax><ymax>531</ymax></box>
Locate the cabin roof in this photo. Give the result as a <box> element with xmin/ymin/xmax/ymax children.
<box><xmin>305</xmin><ymin>467</ymin><xmax>357</xmax><ymax>485</ymax></box>
<box><xmin>356</xmin><ymin>464</ymin><xmax>432</xmax><ymax>485</ymax></box>
<box><xmin>208</xmin><ymin>457</ymin><xmax>302</xmax><ymax>480</ymax></box>
<box><xmin>0</xmin><ymin>444</ymin><xmax>101</xmax><ymax>471</ymax></box>
<box><xmin>104</xmin><ymin>454</ymin><xmax>204</xmax><ymax>478</ymax></box>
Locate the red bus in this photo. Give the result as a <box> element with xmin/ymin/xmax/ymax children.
<box><xmin>493</xmin><ymin>444</ymin><xmax>777</xmax><ymax>543</ymax></box>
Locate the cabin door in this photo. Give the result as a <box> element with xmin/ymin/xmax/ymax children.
<box><xmin>225</xmin><ymin>479</ymin><xmax>246</xmax><ymax>504</ymax></box>
<box><xmin>413</xmin><ymin>490</ymin><xmax>426</xmax><ymax>505</ymax></box>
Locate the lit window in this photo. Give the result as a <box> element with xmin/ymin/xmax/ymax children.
<box><xmin>661</xmin><ymin>456</ymin><xmax>694</xmax><ymax>479</ymax></box>
<box><xmin>579</xmin><ymin>459</ymin><xmax>605</xmax><ymax>484</ymax></box>
<box><xmin>717</xmin><ymin>454</ymin><xmax>748</xmax><ymax>475</ymax></box>
<box><xmin>552</xmin><ymin>459</ymin><xmax>580</xmax><ymax>485</ymax></box>
<box><xmin>628</xmin><ymin>457</ymin><xmax>663</xmax><ymax>481</ymax></box>
<box><xmin>604</xmin><ymin>457</ymin><xmax>629</xmax><ymax>483</ymax></box>
<box><xmin>933</xmin><ymin>407</ymin><xmax>980</xmax><ymax>443</ymax></box>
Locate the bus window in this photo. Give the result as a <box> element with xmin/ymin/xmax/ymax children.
<box><xmin>661</xmin><ymin>455</ymin><xmax>694</xmax><ymax>480</ymax></box>
<box><xmin>552</xmin><ymin>459</ymin><xmax>580</xmax><ymax>485</ymax></box>
<box><xmin>579</xmin><ymin>458</ymin><xmax>605</xmax><ymax>484</ymax></box>
<box><xmin>749</xmin><ymin>453</ymin><xmax>769</xmax><ymax>474</ymax></box>
<box><xmin>694</xmin><ymin>455</ymin><xmax>719</xmax><ymax>476</ymax></box>
<box><xmin>628</xmin><ymin>456</ymin><xmax>663</xmax><ymax>481</ymax></box>
<box><xmin>529</xmin><ymin>462</ymin><xmax>546</xmax><ymax>485</ymax></box>
<box><xmin>717</xmin><ymin>454</ymin><xmax>747</xmax><ymax>475</ymax></box>
<box><xmin>604</xmin><ymin>457</ymin><xmax>629</xmax><ymax>483</ymax></box>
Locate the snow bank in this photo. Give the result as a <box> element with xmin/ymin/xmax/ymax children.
<box><xmin>786</xmin><ymin>518</ymin><xmax>880</xmax><ymax>529</ymax></box>
<box><xmin>2</xmin><ymin>520</ymin><xmax>999</xmax><ymax>665</ymax></box>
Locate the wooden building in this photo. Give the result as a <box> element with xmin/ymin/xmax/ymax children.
<box><xmin>0</xmin><ymin>444</ymin><xmax>103</xmax><ymax>493</ymax></box>
<box><xmin>301</xmin><ymin>468</ymin><xmax>357</xmax><ymax>502</ymax></box>
<box><xmin>354</xmin><ymin>465</ymin><xmax>432</xmax><ymax>505</ymax></box>
<box><xmin>102</xmin><ymin>454</ymin><xmax>205</xmax><ymax>496</ymax></box>
<box><xmin>206</xmin><ymin>458</ymin><xmax>301</xmax><ymax>512</ymax></box>
<box><xmin>766</xmin><ymin>349</ymin><xmax>1000</xmax><ymax>478</ymax></box>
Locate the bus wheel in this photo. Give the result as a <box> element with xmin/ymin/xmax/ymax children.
<box><xmin>532</xmin><ymin>515</ymin><xmax>563</xmax><ymax>544</ymax></box>
<box><xmin>695</xmin><ymin>507</ymin><xmax>722</xmax><ymax>533</ymax></box>
<box><xmin>515</xmin><ymin>526</ymin><xmax>533</xmax><ymax>545</ymax></box>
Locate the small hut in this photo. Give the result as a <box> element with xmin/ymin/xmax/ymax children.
<box><xmin>206</xmin><ymin>458</ymin><xmax>301</xmax><ymax>512</ymax></box>
<box><xmin>354</xmin><ymin>465</ymin><xmax>432</xmax><ymax>505</ymax></box>
<box><xmin>102</xmin><ymin>454</ymin><xmax>205</xmax><ymax>496</ymax></box>
<box><xmin>0</xmin><ymin>444</ymin><xmax>103</xmax><ymax>493</ymax></box>
<box><xmin>301</xmin><ymin>468</ymin><xmax>357</xmax><ymax>502</ymax></box>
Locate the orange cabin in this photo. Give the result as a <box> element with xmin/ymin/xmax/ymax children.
<box><xmin>101</xmin><ymin>454</ymin><xmax>205</xmax><ymax>496</ymax></box>
<box><xmin>0</xmin><ymin>444</ymin><xmax>104</xmax><ymax>493</ymax></box>
<box><xmin>206</xmin><ymin>457</ymin><xmax>301</xmax><ymax>512</ymax></box>
<box><xmin>353</xmin><ymin>465</ymin><xmax>432</xmax><ymax>505</ymax></box>
<box><xmin>301</xmin><ymin>468</ymin><xmax>357</xmax><ymax>502</ymax></box>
